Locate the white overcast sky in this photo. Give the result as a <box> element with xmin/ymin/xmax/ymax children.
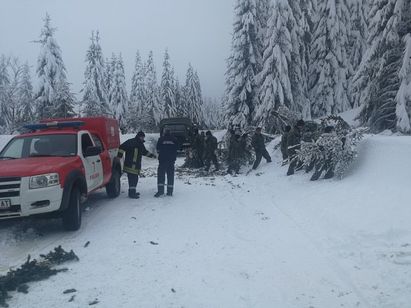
<box><xmin>0</xmin><ymin>0</ymin><xmax>235</xmax><ymax>99</ymax></box>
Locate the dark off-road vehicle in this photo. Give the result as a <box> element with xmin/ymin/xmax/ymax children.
<box><xmin>159</xmin><ymin>117</ymin><xmax>194</xmax><ymax>150</ymax></box>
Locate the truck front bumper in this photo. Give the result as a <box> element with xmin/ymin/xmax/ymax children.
<box><xmin>0</xmin><ymin>177</ymin><xmax>63</xmax><ymax>220</ymax></box>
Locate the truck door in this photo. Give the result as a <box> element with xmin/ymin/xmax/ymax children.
<box><xmin>91</xmin><ymin>134</ymin><xmax>112</xmax><ymax>185</ymax></box>
<box><xmin>79</xmin><ymin>132</ymin><xmax>103</xmax><ymax>191</ymax></box>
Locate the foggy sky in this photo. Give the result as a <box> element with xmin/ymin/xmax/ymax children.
<box><xmin>0</xmin><ymin>0</ymin><xmax>235</xmax><ymax>100</ymax></box>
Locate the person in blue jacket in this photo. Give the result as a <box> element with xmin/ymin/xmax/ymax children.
<box><xmin>155</xmin><ymin>129</ymin><xmax>178</xmax><ymax>197</ymax></box>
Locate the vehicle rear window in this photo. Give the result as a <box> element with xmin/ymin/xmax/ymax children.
<box><xmin>0</xmin><ymin>134</ymin><xmax>77</xmax><ymax>159</ymax></box>
<box><xmin>164</xmin><ymin>124</ymin><xmax>187</xmax><ymax>132</ymax></box>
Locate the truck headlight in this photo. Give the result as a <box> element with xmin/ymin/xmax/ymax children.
<box><xmin>29</xmin><ymin>173</ymin><xmax>60</xmax><ymax>189</ymax></box>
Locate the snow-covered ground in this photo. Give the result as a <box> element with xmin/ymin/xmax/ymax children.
<box><xmin>1</xmin><ymin>134</ymin><xmax>411</xmax><ymax>307</ymax></box>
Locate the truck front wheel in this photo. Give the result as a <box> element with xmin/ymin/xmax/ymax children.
<box><xmin>62</xmin><ymin>186</ymin><xmax>82</xmax><ymax>231</ymax></box>
<box><xmin>106</xmin><ymin>168</ymin><xmax>121</xmax><ymax>198</ymax></box>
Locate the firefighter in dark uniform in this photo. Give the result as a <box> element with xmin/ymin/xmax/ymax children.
<box><xmin>155</xmin><ymin>129</ymin><xmax>178</xmax><ymax>197</ymax></box>
<box><xmin>192</xmin><ymin>128</ymin><xmax>204</xmax><ymax>167</ymax></box>
<box><xmin>204</xmin><ymin>131</ymin><xmax>219</xmax><ymax>172</ymax></box>
<box><xmin>118</xmin><ymin>131</ymin><xmax>156</xmax><ymax>199</ymax></box>
<box><xmin>227</xmin><ymin>130</ymin><xmax>244</xmax><ymax>174</ymax></box>
<box><xmin>251</xmin><ymin>127</ymin><xmax>272</xmax><ymax>169</ymax></box>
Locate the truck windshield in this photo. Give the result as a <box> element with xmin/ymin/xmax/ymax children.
<box><xmin>0</xmin><ymin>134</ymin><xmax>77</xmax><ymax>159</ymax></box>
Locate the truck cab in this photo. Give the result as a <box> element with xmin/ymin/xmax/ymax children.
<box><xmin>0</xmin><ymin>117</ymin><xmax>122</xmax><ymax>231</ymax></box>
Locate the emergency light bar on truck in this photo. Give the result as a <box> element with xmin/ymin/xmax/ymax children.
<box><xmin>24</xmin><ymin>121</ymin><xmax>85</xmax><ymax>131</ymax></box>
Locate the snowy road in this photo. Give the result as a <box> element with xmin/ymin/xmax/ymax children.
<box><xmin>1</xmin><ymin>135</ymin><xmax>411</xmax><ymax>307</ymax></box>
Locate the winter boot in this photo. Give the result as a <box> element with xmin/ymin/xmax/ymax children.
<box><xmin>154</xmin><ymin>192</ymin><xmax>164</xmax><ymax>198</ymax></box>
<box><xmin>166</xmin><ymin>184</ymin><xmax>173</xmax><ymax>196</ymax></box>
<box><xmin>128</xmin><ymin>189</ymin><xmax>140</xmax><ymax>199</ymax></box>
<box><xmin>323</xmin><ymin>169</ymin><xmax>335</xmax><ymax>179</ymax></box>
<box><xmin>310</xmin><ymin>170</ymin><xmax>322</xmax><ymax>181</ymax></box>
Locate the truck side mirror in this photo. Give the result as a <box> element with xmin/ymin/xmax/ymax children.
<box><xmin>84</xmin><ymin>146</ymin><xmax>102</xmax><ymax>157</ymax></box>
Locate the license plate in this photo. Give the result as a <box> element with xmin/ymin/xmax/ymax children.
<box><xmin>0</xmin><ymin>199</ymin><xmax>11</xmax><ymax>210</ymax></box>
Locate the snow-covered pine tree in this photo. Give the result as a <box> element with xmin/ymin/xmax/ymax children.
<box><xmin>288</xmin><ymin>0</ymin><xmax>318</xmax><ymax>119</ymax></box>
<box><xmin>395</xmin><ymin>1</ymin><xmax>411</xmax><ymax>133</ymax></box>
<box><xmin>256</xmin><ymin>0</ymin><xmax>295</xmax><ymax>132</ymax></box>
<box><xmin>142</xmin><ymin>51</ymin><xmax>161</xmax><ymax>131</ymax></box>
<box><xmin>225</xmin><ymin>0</ymin><xmax>261</xmax><ymax>128</ymax></box>
<box><xmin>0</xmin><ymin>56</ymin><xmax>10</xmax><ymax>132</ymax></box>
<box><xmin>128</xmin><ymin>51</ymin><xmax>145</xmax><ymax>131</ymax></box>
<box><xmin>184</xmin><ymin>64</ymin><xmax>203</xmax><ymax>125</ymax></box>
<box><xmin>53</xmin><ymin>78</ymin><xmax>76</xmax><ymax>118</ymax></box>
<box><xmin>104</xmin><ymin>57</ymin><xmax>114</xmax><ymax>103</ymax></box>
<box><xmin>203</xmin><ymin>97</ymin><xmax>223</xmax><ymax>129</ymax></box>
<box><xmin>309</xmin><ymin>0</ymin><xmax>351</xmax><ymax>118</ymax></box>
<box><xmin>194</xmin><ymin>70</ymin><xmax>204</xmax><ymax>124</ymax></box>
<box><xmin>355</xmin><ymin>0</ymin><xmax>411</xmax><ymax>133</ymax></box>
<box><xmin>35</xmin><ymin>14</ymin><xmax>71</xmax><ymax>119</ymax></box>
<box><xmin>82</xmin><ymin>31</ymin><xmax>109</xmax><ymax>116</ymax></box>
<box><xmin>17</xmin><ymin>62</ymin><xmax>35</xmax><ymax>125</ymax></box>
<box><xmin>348</xmin><ymin>0</ymin><xmax>369</xmax><ymax>108</ymax></box>
<box><xmin>256</xmin><ymin>0</ymin><xmax>271</xmax><ymax>70</ymax></box>
<box><xmin>3</xmin><ymin>58</ymin><xmax>22</xmax><ymax>133</ymax></box>
<box><xmin>160</xmin><ymin>49</ymin><xmax>176</xmax><ymax>118</ymax></box>
<box><xmin>109</xmin><ymin>54</ymin><xmax>128</xmax><ymax>132</ymax></box>
<box><xmin>174</xmin><ymin>77</ymin><xmax>184</xmax><ymax>117</ymax></box>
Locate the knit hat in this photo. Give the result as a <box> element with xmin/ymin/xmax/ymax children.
<box><xmin>136</xmin><ymin>131</ymin><xmax>145</xmax><ymax>138</ymax></box>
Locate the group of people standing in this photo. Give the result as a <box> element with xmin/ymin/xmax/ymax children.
<box><xmin>118</xmin><ymin>119</ymin><xmax>335</xmax><ymax>199</ymax></box>
<box><xmin>118</xmin><ymin>129</ymin><xmax>179</xmax><ymax>199</ymax></box>
<box><xmin>189</xmin><ymin>129</ymin><xmax>220</xmax><ymax>172</ymax></box>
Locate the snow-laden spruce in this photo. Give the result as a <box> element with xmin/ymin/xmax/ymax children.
<box><xmin>348</xmin><ymin>0</ymin><xmax>369</xmax><ymax>108</ymax></box>
<box><xmin>183</xmin><ymin>64</ymin><xmax>203</xmax><ymax>125</ymax></box>
<box><xmin>128</xmin><ymin>51</ymin><xmax>146</xmax><ymax>132</ymax></box>
<box><xmin>160</xmin><ymin>49</ymin><xmax>177</xmax><ymax>118</ymax></box>
<box><xmin>82</xmin><ymin>31</ymin><xmax>110</xmax><ymax>116</ymax></box>
<box><xmin>0</xmin><ymin>56</ymin><xmax>9</xmax><ymax>133</ymax></box>
<box><xmin>288</xmin><ymin>0</ymin><xmax>317</xmax><ymax>121</ymax></box>
<box><xmin>109</xmin><ymin>54</ymin><xmax>128</xmax><ymax>131</ymax></box>
<box><xmin>35</xmin><ymin>14</ymin><xmax>74</xmax><ymax>120</ymax></box>
<box><xmin>17</xmin><ymin>62</ymin><xmax>35</xmax><ymax>126</ymax></box>
<box><xmin>225</xmin><ymin>0</ymin><xmax>262</xmax><ymax>128</ymax></box>
<box><xmin>396</xmin><ymin>28</ymin><xmax>411</xmax><ymax>132</ymax></box>
<box><xmin>354</xmin><ymin>0</ymin><xmax>411</xmax><ymax>133</ymax></box>
<box><xmin>0</xmin><ymin>58</ymin><xmax>36</xmax><ymax>133</ymax></box>
<box><xmin>141</xmin><ymin>51</ymin><xmax>161</xmax><ymax>131</ymax></box>
<box><xmin>256</xmin><ymin>0</ymin><xmax>295</xmax><ymax>132</ymax></box>
<box><xmin>174</xmin><ymin>77</ymin><xmax>184</xmax><ymax>117</ymax></box>
<box><xmin>309</xmin><ymin>0</ymin><xmax>351</xmax><ymax>118</ymax></box>
<box><xmin>203</xmin><ymin>97</ymin><xmax>223</xmax><ymax>129</ymax></box>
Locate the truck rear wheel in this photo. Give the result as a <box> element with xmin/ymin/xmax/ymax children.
<box><xmin>106</xmin><ymin>168</ymin><xmax>121</xmax><ymax>198</ymax></box>
<box><xmin>62</xmin><ymin>186</ymin><xmax>82</xmax><ymax>231</ymax></box>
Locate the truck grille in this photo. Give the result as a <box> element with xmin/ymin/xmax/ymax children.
<box><xmin>0</xmin><ymin>177</ymin><xmax>21</xmax><ymax>218</ymax></box>
<box><xmin>0</xmin><ymin>177</ymin><xmax>21</xmax><ymax>198</ymax></box>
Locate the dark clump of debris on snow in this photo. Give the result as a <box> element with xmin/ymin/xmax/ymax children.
<box><xmin>0</xmin><ymin>246</ymin><xmax>79</xmax><ymax>307</ymax></box>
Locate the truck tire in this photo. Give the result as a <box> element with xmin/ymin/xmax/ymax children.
<box><xmin>106</xmin><ymin>167</ymin><xmax>121</xmax><ymax>198</ymax></box>
<box><xmin>62</xmin><ymin>186</ymin><xmax>82</xmax><ymax>231</ymax></box>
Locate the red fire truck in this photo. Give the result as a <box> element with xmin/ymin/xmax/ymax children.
<box><xmin>0</xmin><ymin>117</ymin><xmax>122</xmax><ymax>231</ymax></box>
